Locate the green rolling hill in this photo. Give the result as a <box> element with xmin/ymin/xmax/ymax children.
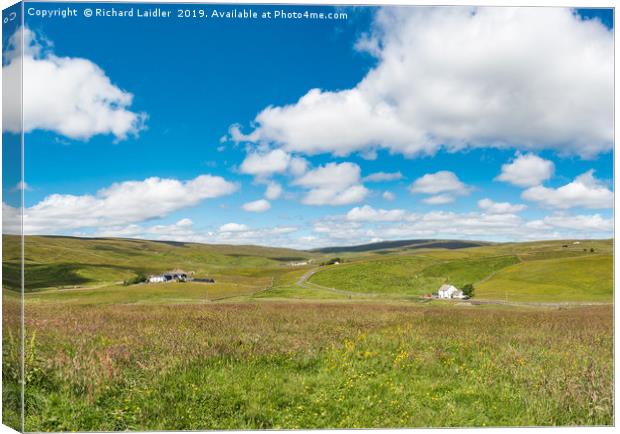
<box><xmin>308</xmin><ymin>239</ymin><xmax>612</xmax><ymax>302</ymax></box>
<box><xmin>1</xmin><ymin>235</ymin><xmax>612</xmax><ymax>303</ymax></box>
<box><xmin>3</xmin><ymin>235</ymin><xmax>317</xmax><ymax>292</ymax></box>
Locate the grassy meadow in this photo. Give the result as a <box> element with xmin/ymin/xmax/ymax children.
<box><xmin>1</xmin><ymin>235</ymin><xmax>614</xmax><ymax>429</ymax></box>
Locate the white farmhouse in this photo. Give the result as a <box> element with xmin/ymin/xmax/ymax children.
<box><xmin>147</xmin><ymin>270</ymin><xmax>190</xmax><ymax>284</ymax></box>
<box><xmin>437</xmin><ymin>284</ymin><xmax>466</xmax><ymax>299</ymax></box>
<box><xmin>148</xmin><ymin>275</ymin><xmax>166</xmax><ymax>283</ymax></box>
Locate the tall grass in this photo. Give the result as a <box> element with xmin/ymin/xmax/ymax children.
<box><xmin>18</xmin><ymin>301</ymin><xmax>613</xmax><ymax>430</ymax></box>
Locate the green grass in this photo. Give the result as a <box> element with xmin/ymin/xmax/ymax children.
<box><xmin>309</xmin><ymin>240</ymin><xmax>612</xmax><ymax>303</ymax></box>
<box><xmin>2</xmin><ymin>236</ymin><xmax>614</xmax><ymax>429</ymax></box>
<box><xmin>2</xmin><ymin>295</ymin><xmax>22</xmax><ymax>432</ymax></box>
<box><xmin>253</xmin><ymin>286</ymin><xmax>355</xmax><ymax>301</ymax></box>
<box><xmin>418</xmin><ymin>255</ymin><xmax>520</xmax><ymax>288</ymax></box>
<box><xmin>3</xmin><ymin>235</ymin><xmax>319</xmax><ymax>292</ymax></box>
<box><xmin>477</xmin><ymin>255</ymin><xmax>613</xmax><ymax>302</ymax></box>
<box><xmin>310</xmin><ymin>255</ymin><xmax>519</xmax><ymax>296</ymax></box>
<box><xmin>10</xmin><ymin>301</ymin><xmax>613</xmax><ymax>430</ymax></box>
<box><xmin>6</xmin><ymin>236</ymin><xmax>613</xmax><ymax>303</ymax></box>
<box><xmin>25</xmin><ymin>277</ymin><xmax>272</xmax><ymax>306</ymax></box>
<box><xmin>309</xmin><ymin>256</ymin><xmax>435</xmax><ymax>295</ymax></box>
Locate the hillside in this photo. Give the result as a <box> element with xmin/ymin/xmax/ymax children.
<box><xmin>313</xmin><ymin>239</ymin><xmax>489</xmax><ymax>254</ymax></box>
<box><xmin>308</xmin><ymin>239</ymin><xmax>613</xmax><ymax>302</ymax></box>
<box><xmin>2</xmin><ymin>235</ymin><xmax>317</xmax><ymax>292</ymax></box>
<box><xmin>3</xmin><ymin>235</ymin><xmax>612</xmax><ymax>429</ymax></box>
<box><xmin>2</xmin><ymin>236</ymin><xmax>613</xmax><ymax>304</ymax></box>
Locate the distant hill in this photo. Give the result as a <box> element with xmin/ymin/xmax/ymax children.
<box><xmin>313</xmin><ymin>239</ymin><xmax>489</xmax><ymax>254</ymax></box>
<box><xmin>1</xmin><ymin>235</ymin><xmax>317</xmax><ymax>292</ymax></box>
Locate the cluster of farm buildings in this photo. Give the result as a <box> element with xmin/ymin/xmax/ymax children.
<box><xmin>146</xmin><ymin>270</ymin><xmax>216</xmax><ymax>284</ymax></box>
<box><xmin>147</xmin><ymin>270</ymin><xmax>191</xmax><ymax>283</ymax></box>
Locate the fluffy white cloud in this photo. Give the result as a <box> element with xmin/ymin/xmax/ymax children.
<box><xmin>363</xmin><ymin>171</ymin><xmax>403</xmax><ymax>182</ymax></box>
<box><xmin>410</xmin><ymin>171</ymin><xmax>470</xmax><ymax>196</ymax></box>
<box><xmin>478</xmin><ymin>198</ymin><xmax>527</xmax><ymax>214</ymax></box>
<box><xmin>242</xmin><ymin>199</ymin><xmax>271</xmax><ymax>213</ymax></box>
<box><xmin>17</xmin><ymin>174</ymin><xmax>238</xmax><ymax>234</ymax></box>
<box><xmin>68</xmin><ymin>203</ymin><xmax>613</xmax><ymax>248</ymax></box>
<box><xmin>219</xmin><ymin>223</ymin><xmax>250</xmax><ymax>232</ymax></box>
<box><xmin>96</xmin><ymin>218</ymin><xmax>196</xmax><ymax>239</ymax></box>
<box><xmin>212</xmin><ymin>224</ymin><xmax>298</xmax><ymax>245</ymax></box>
<box><xmin>239</xmin><ymin>149</ymin><xmax>291</xmax><ymax>176</ymax></box>
<box><xmin>310</xmin><ymin>205</ymin><xmax>612</xmax><ymax>245</ymax></box>
<box><xmin>239</xmin><ymin>148</ymin><xmax>308</xmax><ymax>179</ymax></box>
<box><xmin>496</xmin><ymin>153</ymin><xmax>555</xmax><ymax>187</ymax></box>
<box><xmin>289</xmin><ymin>157</ymin><xmax>309</xmax><ymax>176</ymax></box>
<box><xmin>540</xmin><ymin>213</ymin><xmax>613</xmax><ymax>232</ymax></box>
<box><xmin>346</xmin><ymin>205</ymin><xmax>406</xmax><ymax>222</ymax></box>
<box><xmin>377</xmin><ymin>212</ymin><xmax>527</xmax><ymax>239</ymax></box>
<box><xmin>422</xmin><ymin>194</ymin><xmax>455</xmax><ymax>205</ymax></box>
<box><xmin>176</xmin><ymin>218</ymin><xmax>193</xmax><ymax>227</ymax></box>
<box><xmin>409</xmin><ymin>172</ymin><xmax>471</xmax><ymax>205</ymax></box>
<box><xmin>228</xmin><ymin>124</ymin><xmax>260</xmax><ymax>143</ymax></box>
<box><xmin>382</xmin><ymin>191</ymin><xmax>396</xmax><ymax>201</ymax></box>
<box><xmin>522</xmin><ymin>170</ymin><xmax>613</xmax><ymax>209</ymax></box>
<box><xmin>234</xmin><ymin>8</ymin><xmax>612</xmax><ymax>158</ymax></box>
<box><xmin>2</xmin><ymin>202</ymin><xmax>21</xmax><ymax>235</ymax></box>
<box><xmin>294</xmin><ymin>162</ymin><xmax>369</xmax><ymax>206</ymax></box>
<box><xmin>3</xmin><ymin>28</ymin><xmax>145</xmax><ymax>140</ymax></box>
<box><xmin>94</xmin><ymin>220</ymin><xmax>300</xmax><ymax>247</ymax></box>
<box><xmin>265</xmin><ymin>182</ymin><xmax>283</xmax><ymax>200</ymax></box>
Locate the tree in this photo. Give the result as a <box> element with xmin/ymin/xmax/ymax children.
<box><xmin>462</xmin><ymin>283</ymin><xmax>475</xmax><ymax>298</ymax></box>
<box><xmin>124</xmin><ymin>272</ymin><xmax>147</xmax><ymax>286</ymax></box>
<box><xmin>321</xmin><ymin>257</ymin><xmax>343</xmax><ymax>266</ymax></box>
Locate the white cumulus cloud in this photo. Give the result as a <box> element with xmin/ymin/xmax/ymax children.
<box><xmin>522</xmin><ymin>170</ymin><xmax>613</xmax><ymax>209</ymax></box>
<box><xmin>3</xmin><ymin>27</ymin><xmax>146</xmax><ymax>140</ymax></box>
<box><xmin>265</xmin><ymin>182</ymin><xmax>283</xmax><ymax>200</ymax></box>
<box><xmin>409</xmin><ymin>171</ymin><xmax>470</xmax><ymax>195</ymax></box>
<box><xmin>239</xmin><ymin>148</ymin><xmax>308</xmax><ymax>179</ymax></box>
<box><xmin>242</xmin><ymin>199</ymin><xmax>271</xmax><ymax>213</ymax></box>
<box><xmin>363</xmin><ymin>171</ymin><xmax>403</xmax><ymax>182</ymax></box>
<box><xmin>294</xmin><ymin>162</ymin><xmax>369</xmax><ymax>206</ymax></box>
<box><xmin>233</xmin><ymin>7</ymin><xmax>612</xmax><ymax>158</ymax></box>
<box><xmin>239</xmin><ymin>149</ymin><xmax>291</xmax><ymax>176</ymax></box>
<box><xmin>94</xmin><ymin>220</ymin><xmax>300</xmax><ymax>247</ymax></box>
<box><xmin>346</xmin><ymin>205</ymin><xmax>407</xmax><ymax>222</ymax></box>
<box><xmin>219</xmin><ymin>223</ymin><xmax>250</xmax><ymax>232</ymax></box>
<box><xmin>478</xmin><ymin>198</ymin><xmax>527</xmax><ymax>214</ymax></box>
<box><xmin>423</xmin><ymin>194</ymin><xmax>456</xmax><ymax>205</ymax></box>
<box><xmin>541</xmin><ymin>213</ymin><xmax>613</xmax><ymax>232</ymax></box>
<box><xmin>15</xmin><ymin>174</ymin><xmax>238</xmax><ymax>234</ymax></box>
<box><xmin>310</xmin><ymin>205</ymin><xmax>612</xmax><ymax>245</ymax></box>
<box><xmin>496</xmin><ymin>153</ymin><xmax>555</xmax><ymax>187</ymax></box>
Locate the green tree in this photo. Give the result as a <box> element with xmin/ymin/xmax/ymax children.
<box><xmin>124</xmin><ymin>272</ymin><xmax>147</xmax><ymax>286</ymax></box>
<box><xmin>462</xmin><ymin>283</ymin><xmax>475</xmax><ymax>298</ymax></box>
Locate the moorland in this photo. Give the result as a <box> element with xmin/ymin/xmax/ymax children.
<box><xmin>1</xmin><ymin>235</ymin><xmax>613</xmax><ymax>430</ymax></box>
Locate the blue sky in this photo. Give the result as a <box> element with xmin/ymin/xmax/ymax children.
<box><xmin>3</xmin><ymin>3</ymin><xmax>614</xmax><ymax>248</ymax></box>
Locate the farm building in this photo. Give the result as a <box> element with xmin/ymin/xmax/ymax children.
<box><xmin>148</xmin><ymin>275</ymin><xmax>166</xmax><ymax>283</ymax></box>
<box><xmin>437</xmin><ymin>284</ymin><xmax>466</xmax><ymax>299</ymax></box>
<box><xmin>148</xmin><ymin>270</ymin><xmax>191</xmax><ymax>283</ymax></box>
